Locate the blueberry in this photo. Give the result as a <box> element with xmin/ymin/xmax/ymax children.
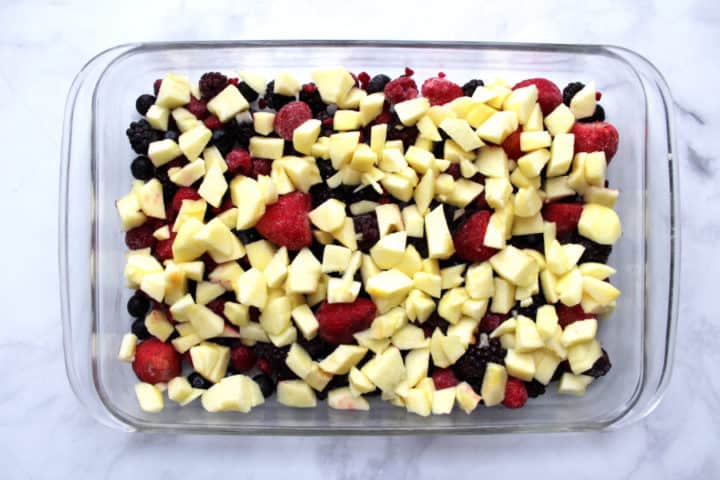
<box><xmin>130</xmin><ymin>155</ymin><xmax>155</xmax><ymax>180</ymax></box>
<box><xmin>188</xmin><ymin>372</ymin><xmax>213</xmax><ymax>389</ymax></box>
<box><xmin>135</xmin><ymin>94</ymin><xmax>156</xmax><ymax>115</ymax></box>
<box><xmin>164</xmin><ymin>130</ymin><xmax>179</xmax><ymax>142</ymax></box>
<box><xmin>131</xmin><ymin>318</ymin><xmax>150</xmax><ymax>340</ymax></box>
<box><xmin>210</xmin><ymin>129</ymin><xmax>234</xmax><ymax>155</ymax></box>
<box><xmin>578</xmin><ymin>104</ymin><xmax>606</xmax><ymax>123</ymax></box>
<box><xmin>253</xmin><ymin>374</ymin><xmax>276</xmax><ymax>398</ymax></box>
<box><xmin>127</xmin><ymin>294</ymin><xmax>150</xmax><ymax>318</ymax></box>
<box><xmin>367</xmin><ymin>74</ymin><xmax>391</xmax><ymax>94</ymax></box>
<box><xmin>236</xmin><ymin>81</ymin><xmax>259</xmax><ymax>102</ymax></box>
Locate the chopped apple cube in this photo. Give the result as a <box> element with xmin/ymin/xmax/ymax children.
<box><xmin>578</xmin><ymin>203</ymin><xmax>622</xmax><ymax>245</ymax></box>
<box><xmin>292</xmin><ymin>118</ymin><xmax>322</xmax><ymax>155</ymax></box>
<box><xmin>156</xmin><ymin>72</ymin><xmax>190</xmax><ymax>108</ymax></box>
<box><xmin>249</xmin><ymin>136</ymin><xmax>285</xmax><ymax>160</ymax></box>
<box><xmin>480</xmin><ymin>362</ymin><xmax>507</xmax><ymax>407</ymax></box>
<box><xmin>364</xmin><ymin>347</ymin><xmax>406</xmax><ymax>393</ymax></box>
<box><xmin>118</xmin><ymin>333</ymin><xmax>138</xmax><ymax>362</ymax></box>
<box><xmin>145</xmin><ymin>104</ymin><xmax>169</xmax><ymax>131</ymax></box>
<box><xmin>454</xmin><ymin>381</ymin><xmax>481</xmax><ymax>413</ymax></box>
<box><xmin>207</xmin><ymin>85</ymin><xmax>249</xmax><ymax>122</ymax></box>
<box><xmin>370</xmin><ymin>231</ymin><xmax>406</xmax><ymax>269</ymax></box>
<box><xmin>569</xmin><ymin>82</ymin><xmax>596</xmax><ymax>119</ymax></box>
<box><xmin>504</xmin><ymin>348</ymin><xmax>535</xmax><ymax>381</ymax></box>
<box><xmin>312</xmin><ymin>67</ymin><xmax>355</xmax><ymax>104</ymax></box>
<box><xmin>273</xmin><ymin>71</ymin><xmax>300</xmax><ymax>96</ymax></box>
<box><xmin>558</xmin><ymin>372</ymin><xmax>594</xmax><ymax>396</ymax></box>
<box><xmin>328</xmin><ymin>387</ymin><xmax>370</xmax><ymax>411</ymax></box>
<box><xmin>561</xmin><ymin>319</ymin><xmax>598</xmax><ymax>347</ymax></box>
<box><xmin>490</xmin><ymin>277</ymin><xmax>515</xmax><ymax>314</ymax></box>
<box><xmin>567</xmin><ymin>339</ymin><xmax>603</xmax><ymax>374</ymax></box>
<box><xmin>395</xmin><ymin>97</ymin><xmax>430</xmax><ymax>126</ymax></box>
<box><xmin>503</xmin><ymin>85</ymin><xmax>538</xmax><ymax>124</ymax></box>
<box><xmin>135</xmin><ymin>383</ymin><xmax>164</xmax><ymax>412</ymax></box>
<box><xmin>253</xmin><ymin>111</ymin><xmax>275</xmax><ymax>135</ymax></box>
<box><xmin>318</xmin><ymin>345</ymin><xmax>368</xmax><ymax>374</ymax></box>
<box><xmin>178</xmin><ymin>124</ymin><xmax>212</xmax><ymax>161</ymax></box>
<box><xmin>285</xmin><ymin>248</ymin><xmax>322</xmax><ymax>294</ymax></box>
<box><xmin>424</xmin><ymin>205</ymin><xmax>455</xmax><ymax>259</ymax></box>
<box><xmin>285</xmin><ymin>343</ymin><xmax>315</xmax><ymax>379</ymax></box>
<box><xmin>517</xmin><ymin>148</ymin><xmax>550</xmax><ymax>177</ymax></box>
<box><xmin>439</xmin><ymin>118</ymin><xmax>483</xmax><ymax>152</ymax></box>
<box><xmin>476</xmin><ymin>110</ymin><xmax>518</xmax><ymax>144</ymax></box>
<box><xmin>201</xmin><ymin>375</ymin><xmax>253</xmax><ymax>413</ymax></box>
<box><xmin>544</xmin><ymin>103</ymin><xmax>575</xmax><ymax>136</ymax></box>
<box><xmin>489</xmin><ymin>246</ymin><xmax>539</xmax><ymax>287</ymax></box>
<box><xmin>515</xmin><ymin>316</ymin><xmax>545</xmax><ymax>352</ymax></box>
<box><xmin>148</xmin><ymin>139</ymin><xmax>182</xmax><ymax>167</ymax></box>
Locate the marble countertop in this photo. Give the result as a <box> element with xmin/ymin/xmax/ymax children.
<box><xmin>1</xmin><ymin>0</ymin><xmax>717</xmax><ymax>477</ymax></box>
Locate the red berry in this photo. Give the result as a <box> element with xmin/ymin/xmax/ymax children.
<box><xmin>571</xmin><ymin>121</ymin><xmax>619</xmax><ymax>162</ymax></box>
<box><xmin>203</xmin><ymin>114</ymin><xmax>222</xmax><ymax>130</ymax></box>
<box><xmin>404</xmin><ymin>67</ymin><xmax>415</xmax><ymax>77</ymax></box>
<box><xmin>557</xmin><ymin>304</ymin><xmax>595</xmax><ymax>328</ymax></box>
<box><xmin>257</xmin><ymin>358</ymin><xmax>272</xmax><ymax>375</ymax></box>
<box><xmin>512</xmin><ymin>78</ymin><xmax>563</xmax><ymax>115</ymax></box>
<box><xmin>432</xmin><ymin>368</ymin><xmax>459</xmax><ymax>390</ymax></box>
<box><xmin>206</xmin><ymin>298</ymin><xmax>226</xmax><ymax>318</ymax></box>
<box><xmin>316</xmin><ymin>298</ymin><xmax>378</xmax><ymax>345</ymax></box>
<box><xmin>132</xmin><ymin>338</ymin><xmax>181</xmax><ymax>384</ymax></box>
<box><xmin>501</xmin><ymin>129</ymin><xmax>523</xmax><ymax>159</ymax></box>
<box><xmin>252</xmin><ymin>157</ymin><xmax>273</xmax><ymax>177</ymax></box>
<box><xmin>358</xmin><ymin>71</ymin><xmax>371</xmax><ymax>90</ymax></box>
<box><xmin>154</xmin><ymin>232</ymin><xmax>176</xmax><ymax>261</ymax></box>
<box><xmin>474</xmin><ymin>191</ymin><xmax>490</xmax><ymax>210</ymax></box>
<box><xmin>383</xmin><ymin>76</ymin><xmax>418</xmax><ymax>104</ymax></box>
<box><xmin>478</xmin><ymin>312</ymin><xmax>508</xmax><ymax>334</ymax></box>
<box><xmin>542</xmin><ymin>203</ymin><xmax>584</xmax><ymax>236</ymax></box>
<box><xmin>153</xmin><ymin>79</ymin><xmax>162</xmax><ymax>95</ymax></box>
<box><xmin>273</xmin><ymin>101</ymin><xmax>312</xmax><ymax>140</ymax></box>
<box><xmin>374</xmin><ymin>111</ymin><xmax>394</xmax><ymax>124</ymax></box>
<box><xmin>201</xmin><ymin>253</ymin><xmax>218</xmax><ymax>275</ymax></box>
<box><xmin>171</xmin><ymin>187</ymin><xmax>201</xmax><ymax>212</ymax></box>
<box><xmin>502</xmin><ymin>377</ymin><xmax>528</xmax><ymax>409</ymax></box>
<box><xmin>187</xmin><ymin>97</ymin><xmax>208</xmax><ymax>119</ymax></box>
<box><xmin>595</xmin><ymin>91</ymin><xmax>602</xmax><ymax>101</ymax></box>
<box><xmin>230</xmin><ymin>345</ymin><xmax>256</xmax><ymax>372</ymax></box>
<box><xmin>421</xmin><ymin>77</ymin><xmax>463</xmax><ymax>106</ymax></box>
<box><xmin>228</xmin><ymin>77</ymin><xmax>239</xmax><ymax>86</ymax></box>
<box><xmin>226</xmin><ymin>148</ymin><xmax>252</xmax><ymax>175</ymax></box>
<box><xmin>445</xmin><ymin>163</ymin><xmax>461</xmax><ymax>180</ymax></box>
<box><xmin>125</xmin><ymin>222</ymin><xmax>157</xmax><ymax>250</ymax></box>
<box><xmin>255</xmin><ymin>192</ymin><xmax>313</xmax><ymax>250</ymax></box>
<box><xmin>453</xmin><ymin>211</ymin><xmax>498</xmax><ymax>262</ymax></box>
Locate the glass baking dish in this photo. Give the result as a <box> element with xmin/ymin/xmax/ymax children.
<box><xmin>59</xmin><ymin>41</ymin><xmax>680</xmax><ymax>434</ymax></box>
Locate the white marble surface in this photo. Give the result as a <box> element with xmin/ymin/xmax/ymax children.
<box><xmin>0</xmin><ymin>0</ymin><xmax>717</xmax><ymax>477</ymax></box>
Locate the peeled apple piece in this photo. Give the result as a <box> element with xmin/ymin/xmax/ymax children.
<box><xmin>578</xmin><ymin>204</ymin><xmax>622</xmax><ymax>245</ymax></box>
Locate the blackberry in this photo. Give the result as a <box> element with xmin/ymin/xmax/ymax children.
<box><xmin>188</xmin><ymin>372</ymin><xmax>213</xmax><ymax>389</ymax></box>
<box><xmin>309</xmin><ymin>183</ymin><xmax>332</xmax><ymax>208</ymax></box>
<box><xmin>508</xmin><ymin>233</ymin><xmax>544</xmax><ymax>253</ymax></box>
<box><xmin>297</xmin><ymin>336</ymin><xmax>335</xmax><ymax>361</ymax></box>
<box><xmin>126</xmin><ymin>119</ymin><xmax>161</xmax><ymax>154</ymax></box>
<box><xmin>353</xmin><ymin>213</ymin><xmax>380</xmax><ymax>252</ymax></box>
<box><xmin>199</xmin><ymin>72</ymin><xmax>228</xmax><ymax>99</ymax></box>
<box><xmin>127</xmin><ymin>293</ymin><xmax>150</xmax><ymax>318</ymax></box>
<box><xmin>525</xmin><ymin>379</ymin><xmax>547</xmax><ymax>398</ymax></box>
<box><xmin>515</xmin><ymin>294</ymin><xmax>545</xmax><ymax>319</ymax></box>
<box><xmin>299</xmin><ymin>83</ymin><xmax>326</xmax><ymax>115</ymax></box>
<box><xmin>130</xmin><ymin>155</ymin><xmax>154</xmax><ymax>180</ymax></box>
<box><xmin>135</xmin><ymin>94</ymin><xmax>156</xmax><ymax>116</ymax></box>
<box><xmin>210</xmin><ymin>128</ymin><xmax>235</xmax><ymax>155</ymax></box>
<box><xmin>551</xmin><ymin>360</ymin><xmax>571</xmax><ymax>382</ymax></box>
<box><xmin>461</xmin><ymin>78</ymin><xmax>484</xmax><ymax>97</ymax></box>
<box><xmin>584</xmin><ymin>349</ymin><xmax>612</xmax><ymax>378</ymax></box>
<box><xmin>233</xmin><ymin>122</ymin><xmax>256</xmax><ymax>148</ymax></box>
<box><xmin>235</xmin><ymin>228</ymin><xmax>262</xmax><ymax>244</ymax></box>
<box><xmin>316</xmin><ymin>375</ymin><xmax>350</xmax><ymax>401</ymax></box>
<box><xmin>316</xmin><ymin>159</ymin><xmax>336</xmax><ymax>181</ymax></box>
<box><xmin>577</xmin><ymin>104</ymin><xmax>606</xmax><ymax>123</ymax></box>
<box><xmin>386</xmin><ymin>125</ymin><xmax>419</xmax><ymax>150</ymax></box>
<box><xmin>576</xmin><ymin>237</ymin><xmax>612</xmax><ymax>264</ymax></box>
<box><xmin>432</xmin><ymin>140</ymin><xmax>444</xmax><ymax>159</ymax></box>
<box><xmin>155</xmin><ymin>166</ymin><xmax>178</xmax><ymax>205</ymax></box>
<box><xmin>438</xmin><ymin>257</ymin><xmax>465</xmax><ymax>269</ymax></box>
<box><xmin>367</xmin><ymin>74</ymin><xmax>391</xmax><ymax>94</ymax></box>
<box><xmin>237</xmin><ymin>81</ymin><xmax>259</xmax><ymax>102</ymax></box>
<box><xmin>407</xmin><ymin>236</ymin><xmax>429</xmax><ymax>259</ymax></box>
<box><xmin>264</xmin><ymin>81</ymin><xmax>295</xmax><ymax>110</ymax></box>
<box><xmin>208</xmin><ymin>337</ymin><xmax>237</xmax><ymax>347</ymax></box>
<box><xmin>423</xmin><ymin>312</ymin><xmax>450</xmax><ymax>335</ymax></box>
<box><xmin>131</xmin><ymin>318</ymin><xmax>150</xmax><ymax>340</ymax></box>
<box><xmin>562</xmin><ymin>82</ymin><xmax>585</xmax><ymax>106</ymax></box>
<box><xmin>164</xmin><ymin>130</ymin><xmax>179</xmax><ymax>142</ymax></box>
<box><xmin>253</xmin><ymin>342</ymin><xmax>295</xmax><ymax>380</ymax></box>
<box><xmin>253</xmin><ymin>373</ymin><xmax>276</xmax><ymax>398</ymax></box>
<box><xmin>452</xmin><ymin>338</ymin><xmax>506</xmax><ymax>392</ymax></box>
<box><xmin>316</xmin><ymin>111</ymin><xmax>335</xmax><ymax>137</ymax></box>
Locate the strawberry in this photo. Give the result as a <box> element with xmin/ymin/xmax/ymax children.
<box><xmin>502</xmin><ymin>377</ymin><xmax>528</xmax><ymax>409</ymax></box>
<box><xmin>501</xmin><ymin>129</ymin><xmax>523</xmax><ymax>159</ymax></box>
<box><xmin>171</xmin><ymin>187</ymin><xmax>201</xmax><ymax>212</ymax></box>
<box><xmin>453</xmin><ymin>211</ymin><xmax>498</xmax><ymax>262</ymax></box>
<box><xmin>230</xmin><ymin>345</ymin><xmax>256</xmax><ymax>372</ymax></box>
<box><xmin>478</xmin><ymin>312</ymin><xmax>508</xmax><ymax>334</ymax></box>
<box><xmin>255</xmin><ymin>192</ymin><xmax>313</xmax><ymax>250</ymax></box>
<box><xmin>421</xmin><ymin>77</ymin><xmax>463</xmax><ymax>106</ymax></box>
<box><xmin>557</xmin><ymin>304</ymin><xmax>595</xmax><ymax>328</ymax></box>
<box><xmin>132</xmin><ymin>338</ymin><xmax>181</xmax><ymax>384</ymax></box>
<box><xmin>432</xmin><ymin>368</ymin><xmax>459</xmax><ymax>389</ymax></box>
<box><xmin>226</xmin><ymin>148</ymin><xmax>252</xmax><ymax>175</ymax></box>
<box><xmin>316</xmin><ymin>298</ymin><xmax>377</xmax><ymax>345</ymax></box>
<box><xmin>542</xmin><ymin>203</ymin><xmax>584</xmax><ymax>236</ymax></box>
<box><xmin>273</xmin><ymin>101</ymin><xmax>312</xmax><ymax>140</ymax></box>
<box><xmin>571</xmin><ymin>121</ymin><xmax>619</xmax><ymax>162</ymax></box>
<box><xmin>512</xmin><ymin>78</ymin><xmax>563</xmax><ymax>115</ymax></box>
<box><xmin>383</xmin><ymin>76</ymin><xmax>418</xmax><ymax>104</ymax></box>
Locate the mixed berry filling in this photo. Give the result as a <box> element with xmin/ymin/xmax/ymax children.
<box><xmin>117</xmin><ymin>68</ymin><xmax>621</xmax><ymax>416</ymax></box>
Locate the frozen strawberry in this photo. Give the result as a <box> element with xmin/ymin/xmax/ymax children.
<box><xmin>571</xmin><ymin>121</ymin><xmax>619</xmax><ymax>162</ymax></box>
<box><xmin>230</xmin><ymin>345</ymin><xmax>256</xmax><ymax>372</ymax></box>
<box><xmin>502</xmin><ymin>377</ymin><xmax>528</xmax><ymax>409</ymax></box>
<box><xmin>171</xmin><ymin>187</ymin><xmax>201</xmax><ymax>212</ymax></box>
<box><xmin>255</xmin><ymin>192</ymin><xmax>313</xmax><ymax>250</ymax></box>
<box><xmin>226</xmin><ymin>148</ymin><xmax>252</xmax><ymax>175</ymax></box>
<box><xmin>512</xmin><ymin>78</ymin><xmax>563</xmax><ymax>115</ymax></box>
<box><xmin>432</xmin><ymin>368</ymin><xmax>459</xmax><ymax>390</ymax></box>
<box><xmin>501</xmin><ymin>129</ymin><xmax>523</xmax><ymax>160</ymax></box>
<box><xmin>542</xmin><ymin>203</ymin><xmax>584</xmax><ymax>236</ymax></box>
<box><xmin>252</xmin><ymin>157</ymin><xmax>273</xmax><ymax>177</ymax></box>
<box><xmin>557</xmin><ymin>304</ymin><xmax>595</xmax><ymax>328</ymax></box>
<box><xmin>453</xmin><ymin>211</ymin><xmax>498</xmax><ymax>262</ymax></box>
<box><xmin>273</xmin><ymin>101</ymin><xmax>312</xmax><ymax>140</ymax></box>
<box><xmin>316</xmin><ymin>298</ymin><xmax>378</xmax><ymax>345</ymax></box>
<box><xmin>125</xmin><ymin>222</ymin><xmax>157</xmax><ymax>250</ymax></box>
<box><xmin>383</xmin><ymin>76</ymin><xmax>418</xmax><ymax>104</ymax></box>
<box><xmin>132</xmin><ymin>338</ymin><xmax>181</xmax><ymax>384</ymax></box>
<box><xmin>154</xmin><ymin>232</ymin><xmax>176</xmax><ymax>261</ymax></box>
<box><xmin>421</xmin><ymin>77</ymin><xmax>463</xmax><ymax>106</ymax></box>
<box><xmin>478</xmin><ymin>312</ymin><xmax>508</xmax><ymax>334</ymax></box>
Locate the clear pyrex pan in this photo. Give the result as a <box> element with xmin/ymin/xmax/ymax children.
<box><xmin>59</xmin><ymin>41</ymin><xmax>679</xmax><ymax>434</ymax></box>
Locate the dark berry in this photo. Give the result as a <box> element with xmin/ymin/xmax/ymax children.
<box><xmin>584</xmin><ymin>349</ymin><xmax>612</xmax><ymax>378</ymax></box>
<box><xmin>461</xmin><ymin>79</ymin><xmax>484</xmax><ymax>97</ymax></box>
<box><xmin>253</xmin><ymin>343</ymin><xmax>295</xmax><ymax>380</ymax></box>
<box><xmin>233</xmin><ymin>122</ymin><xmax>256</xmax><ymax>148</ymax></box>
<box><xmin>445</xmin><ymin>163</ymin><xmax>461</xmax><ymax>180</ymax></box>
<box><xmin>309</xmin><ymin>183</ymin><xmax>332</xmax><ymax>208</ymax></box>
<box><xmin>386</xmin><ymin>125</ymin><xmax>419</xmax><ymax>149</ymax></box>
<box><xmin>423</xmin><ymin>313</ymin><xmax>451</xmax><ymax>336</ymax></box>
<box><xmin>188</xmin><ymin>372</ymin><xmax>213</xmax><ymax>389</ymax></box>
<box><xmin>252</xmin><ymin>158</ymin><xmax>272</xmax><ymax>177</ymax></box>
<box><xmin>353</xmin><ymin>213</ymin><xmax>380</xmax><ymax>252</ymax></box>
<box><xmin>235</xmin><ymin>228</ymin><xmax>261</xmax><ymax>244</ymax></box>
<box><xmin>297</xmin><ymin>336</ymin><xmax>335</xmax><ymax>360</ymax></box>
<box><xmin>367</xmin><ymin>74</ymin><xmax>391</xmax><ymax>94</ymax></box>
<box><xmin>127</xmin><ymin>294</ymin><xmax>150</xmax><ymax>318</ymax></box>
<box><xmin>199</xmin><ymin>72</ymin><xmax>228</xmax><ymax>99</ymax></box>
<box><xmin>164</xmin><ymin>130</ymin><xmax>179</xmax><ymax>142</ymax></box>
<box><xmin>316</xmin><ymin>159</ymin><xmax>336</xmax><ymax>181</ymax></box>
<box><xmin>577</xmin><ymin>104</ymin><xmax>606</xmax><ymax>123</ymax></box>
<box><xmin>210</xmin><ymin>129</ymin><xmax>234</xmax><ymax>155</ymax></box>
<box><xmin>508</xmin><ymin>233</ymin><xmax>544</xmax><ymax>253</ymax></box>
<box><xmin>253</xmin><ymin>374</ymin><xmax>276</xmax><ymax>398</ymax></box>
<box><xmin>571</xmin><ymin>234</ymin><xmax>613</xmax><ymax>264</ymax></box>
<box><xmin>135</xmin><ymin>94</ymin><xmax>156</xmax><ymax>116</ymax></box>
<box><xmin>525</xmin><ymin>379</ymin><xmax>547</xmax><ymax>398</ymax></box>
<box><xmin>130</xmin><ymin>155</ymin><xmax>154</xmax><ymax>180</ymax></box>
<box><xmin>187</xmin><ymin>97</ymin><xmax>208</xmax><ymax>119</ymax></box>
<box><xmin>407</xmin><ymin>236</ymin><xmax>429</xmax><ymax>259</ymax></box>
<box><xmin>208</xmin><ymin>337</ymin><xmax>236</xmax><ymax>347</ymax></box>
<box><xmin>125</xmin><ymin>223</ymin><xmax>157</xmax><ymax>250</ymax></box>
<box><xmin>131</xmin><ymin>318</ymin><xmax>150</xmax><ymax>340</ymax></box>
<box><xmin>562</xmin><ymin>82</ymin><xmax>585</xmax><ymax>106</ymax></box>
<box><xmin>153</xmin><ymin>79</ymin><xmax>162</xmax><ymax>96</ymax></box>
<box><xmin>299</xmin><ymin>83</ymin><xmax>326</xmax><ymax>115</ymax></box>
<box><xmin>237</xmin><ymin>81</ymin><xmax>259</xmax><ymax>102</ymax></box>
<box><xmin>230</xmin><ymin>345</ymin><xmax>257</xmax><ymax>372</ymax></box>
<box><xmin>204</xmin><ymin>115</ymin><xmax>222</xmax><ymax>130</ymax></box>
<box><xmin>551</xmin><ymin>360</ymin><xmax>571</xmax><ymax>382</ymax></box>
<box><xmin>126</xmin><ymin>119</ymin><xmax>161</xmax><ymax>154</ymax></box>
<box><xmin>515</xmin><ymin>294</ymin><xmax>545</xmax><ymax>319</ymax></box>
<box><xmin>264</xmin><ymin>81</ymin><xmax>295</xmax><ymax>110</ymax></box>
<box><xmin>452</xmin><ymin>338</ymin><xmax>506</xmax><ymax>393</ymax></box>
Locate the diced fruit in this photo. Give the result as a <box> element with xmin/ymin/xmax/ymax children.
<box><xmin>571</xmin><ymin>121</ymin><xmax>619</xmax><ymax>162</ymax></box>
<box><xmin>132</xmin><ymin>338</ymin><xmax>181</xmax><ymax>384</ymax></box>
<box><xmin>453</xmin><ymin>211</ymin><xmax>497</xmax><ymax>262</ymax></box>
<box><xmin>456</xmin><ymin>381</ymin><xmax>482</xmax><ymax>413</ymax></box>
<box><xmin>318</xmin><ymin>345</ymin><xmax>368</xmax><ymax>374</ymax></box>
<box><xmin>501</xmin><ymin>377</ymin><xmax>528</xmax><ymax>409</ymax></box>
<box><xmin>578</xmin><ymin>203</ymin><xmax>622</xmax><ymax>245</ymax></box>
<box><xmin>328</xmin><ymin>387</ymin><xmax>370</xmax><ymax>411</ymax></box>
<box><xmin>255</xmin><ymin>192</ymin><xmax>312</xmax><ymax>250</ymax></box>
<box><xmin>135</xmin><ymin>383</ymin><xmax>164</xmax><ymax>412</ymax></box>
<box><xmin>316</xmin><ymin>298</ymin><xmax>377</xmax><ymax>345</ymax></box>
<box><xmin>558</xmin><ymin>372</ymin><xmax>594</xmax><ymax>396</ymax></box>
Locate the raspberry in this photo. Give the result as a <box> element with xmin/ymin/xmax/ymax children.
<box><xmin>383</xmin><ymin>76</ymin><xmax>418</xmax><ymax>104</ymax></box>
<box><xmin>353</xmin><ymin>213</ymin><xmax>380</xmax><ymax>252</ymax></box>
<box><xmin>316</xmin><ymin>298</ymin><xmax>378</xmax><ymax>345</ymax></box>
<box><xmin>461</xmin><ymin>78</ymin><xmax>484</xmax><ymax>97</ymax></box>
<box><xmin>404</xmin><ymin>67</ymin><xmax>414</xmax><ymax>77</ymax></box>
<box><xmin>225</xmin><ymin>148</ymin><xmax>252</xmax><ymax>175</ymax></box>
<box><xmin>501</xmin><ymin>129</ymin><xmax>523</xmax><ymax>160</ymax></box>
<box><xmin>478</xmin><ymin>313</ymin><xmax>508</xmax><ymax>334</ymax></box>
<box><xmin>432</xmin><ymin>368</ymin><xmax>459</xmax><ymax>390</ymax></box>
<box><xmin>571</xmin><ymin>121</ymin><xmax>619</xmax><ymax>162</ymax></box>
<box><xmin>132</xmin><ymin>338</ymin><xmax>181</xmax><ymax>384</ymax></box>
<box><xmin>154</xmin><ymin>233</ymin><xmax>175</xmax><ymax>261</ymax></box>
<box><xmin>421</xmin><ymin>77</ymin><xmax>463</xmax><ymax>106</ymax></box>
<box><xmin>171</xmin><ymin>187</ymin><xmax>201</xmax><ymax>212</ymax></box>
<box><xmin>373</xmin><ymin>110</ymin><xmax>394</xmax><ymax>125</ymax></box>
<box><xmin>187</xmin><ymin>97</ymin><xmax>208</xmax><ymax>119</ymax></box>
<box><xmin>230</xmin><ymin>345</ymin><xmax>256</xmax><ymax>372</ymax></box>
<box><xmin>126</xmin><ymin>119</ymin><xmax>161</xmax><ymax>154</ymax></box>
<box><xmin>203</xmin><ymin>114</ymin><xmax>222</xmax><ymax>130</ymax></box>
<box><xmin>502</xmin><ymin>377</ymin><xmax>528</xmax><ymax>409</ymax></box>
<box><xmin>452</xmin><ymin>211</ymin><xmax>498</xmax><ymax>262</ymax></box>
<box><xmin>557</xmin><ymin>304</ymin><xmax>595</xmax><ymax>328</ymax></box>
<box><xmin>199</xmin><ymin>72</ymin><xmax>228</xmax><ymax>99</ymax></box>
<box><xmin>357</xmin><ymin>71</ymin><xmax>371</xmax><ymax>90</ymax></box>
<box><xmin>513</xmin><ymin>78</ymin><xmax>563</xmax><ymax>115</ymax></box>
<box><xmin>255</xmin><ymin>192</ymin><xmax>313</xmax><ymax>250</ymax></box>
<box><xmin>125</xmin><ymin>222</ymin><xmax>157</xmax><ymax>250</ymax></box>
<box><xmin>542</xmin><ymin>203</ymin><xmax>584</xmax><ymax>236</ymax></box>
<box><xmin>273</xmin><ymin>101</ymin><xmax>312</xmax><ymax>140</ymax></box>
<box><xmin>252</xmin><ymin>158</ymin><xmax>272</xmax><ymax>177</ymax></box>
